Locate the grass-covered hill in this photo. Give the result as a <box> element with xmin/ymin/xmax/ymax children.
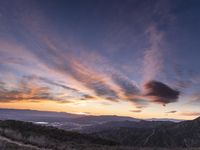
<box><xmin>93</xmin><ymin>117</ymin><xmax>200</xmax><ymax>148</ymax></box>
<box><xmin>1</xmin><ymin>119</ymin><xmax>200</xmax><ymax>150</ymax></box>
<box><xmin>0</xmin><ymin>120</ymin><xmax>117</xmax><ymax>150</ymax></box>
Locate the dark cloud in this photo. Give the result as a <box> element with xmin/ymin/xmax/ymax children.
<box><xmin>144</xmin><ymin>80</ymin><xmax>180</xmax><ymax>105</ymax></box>
<box><xmin>166</xmin><ymin>110</ymin><xmax>177</xmax><ymax>114</ymax></box>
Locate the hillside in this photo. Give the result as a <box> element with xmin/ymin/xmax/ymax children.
<box><xmin>93</xmin><ymin>117</ymin><xmax>200</xmax><ymax>148</ymax></box>
<box><xmin>0</xmin><ymin>110</ymin><xmax>200</xmax><ymax>149</ymax></box>
<box><xmin>1</xmin><ymin>119</ymin><xmax>200</xmax><ymax>150</ymax></box>
<box><xmin>0</xmin><ymin>120</ymin><xmax>117</xmax><ymax>150</ymax></box>
<box><xmin>80</xmin><ymin>120</ymin><xmax>174</xmax><ymax>133</ymax></box>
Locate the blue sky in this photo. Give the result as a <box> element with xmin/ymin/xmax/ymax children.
<box><xmin>0</xmin><ymin>0</ymin><xmax>200</xmax><ymax>119</ymax></box>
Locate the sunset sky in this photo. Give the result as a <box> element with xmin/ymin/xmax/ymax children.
<box><xmin>0</xmin><ymin>0</ymin><xmax>200</xmax><ymax>120</ymax></box>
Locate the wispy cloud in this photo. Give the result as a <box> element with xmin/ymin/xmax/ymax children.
<box><xmin>0</xmin><ymin>0</ymin><xmax>193</xmax><ymax>115</ymax></box>
<box><xmin>180</xmin><ymin>112</ymin><xmax>200</xmax><ymax>117</ymax></box>
<box><xmin>166</xmin><ymin>110</ymin><xmax>177</xmax><ymax>114</ymax></box>
<box><xmin>0</xmin><ymin>75</ymin><xmax>96</xmax><ymax>103</ymax></box>
<box><xmin>111</xmin><ymin>73</ymin><xmax>139</xmax><ymax>99</ymax></box>
<box><xmin>142</xmin><ymin>24</ymin><xmax>164</xmax><ymax>82</ymax></box>
<box><xmin>130</xmin><ymin>109</ymin><xmax>142</xmax><ymax>113</ymax></box>
<box><xmin>23</xmin><ymin>75</ymin><xmax>79</xmax><ymax>92</ymax></box>
<box><xmin>0</xmin><ymin>80</ymin><xmax>55</xmax><ymax>102</ymax></box>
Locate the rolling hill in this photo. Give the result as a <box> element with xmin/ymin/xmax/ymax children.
<box><xmin>93</xmin><ymin>116</ymin><xmax>200</xmax><ymax>148</ymax></box>
<box><xmin>0</xmin><ymin>117</ymin><xmax>200</xmax><ymax>149</ymax></box>
<box><xmin>0</xmin><ymin>120</ymin><xmax>117</xmax><ymax>150</ymax></box>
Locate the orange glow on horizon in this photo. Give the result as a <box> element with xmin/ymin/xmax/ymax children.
<box><xmin>0</xmin><ymin>100</ymin><xmax>197</xmax><ymax>120</ymax></box>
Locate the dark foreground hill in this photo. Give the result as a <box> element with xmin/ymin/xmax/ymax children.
<box><xmin>0</xmin><ymin>120</ymin><xmax>117</xmax><ymax>150</ymax></box>
<box><xmin>1</xmin><ymin>119</ymin><xmax>200</xmax><ymax>150</ymax></box>
<box><xmin>80</xmin><ymin>120</ymin><xmax>174</xmax><ymax>133</ymax></box>
<box><xmin>93</xmin><ymin>116</ymin><xmax>200</xmax><ymax>148</ymax></box>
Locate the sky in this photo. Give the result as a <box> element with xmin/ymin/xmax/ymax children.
<box><xmin>0</xmin><ymin>0</ymin><xmax>200</xmax><ymax>119</ymax></box>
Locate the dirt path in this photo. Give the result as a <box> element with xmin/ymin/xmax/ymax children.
<box><xmin>143</xmin><ymin>129</ymin><xmax>156</xmax><ymax>145</ymax></box>
<box><xmin>0</xmin><ymin>135</ymin><xmax>52</xmax><ymax>150</ymax></box>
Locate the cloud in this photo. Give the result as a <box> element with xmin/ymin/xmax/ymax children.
<box><xmin>142</xmin><ymin>24</ymin><xmax>164</xmax><ymax>82</ymax></box>
<box><xmin>38</xmin><ymin>52</ymin><xmax>120</xmax><ymax>101</ymax></box>
<box><xmin>131</xmin><ymin>98</ymin><xmax>149</xmax><ymax>109</ymax></box>
<box><xmin>80</xmin><ymin>94</ymin><xmax>96</xmax><ymax>100</ymax></box>
<box><xmin>111</xmin><ymin>73</ymin><xmax>150</xmax><ymax>108</ymax></box>
<box><xmin>0</xmin><ymin>57</ymin><xmax>24</xmax><ymax>65</ymax></box>
<box><xmin>166</xmin><ymin>110</ymin><xmax>177</xmax><ymax>114</ymax></box>
<box><xmin>23</xmin><ymin>75</ymin><xmax>79</xmax><ymax>92</ymax></box>
<box><xmin>0</xmin><ymin>82</ymin><xmax>56</xmax><ymax>102</ymax></box>
<box><xmin>0</xmin><ymin>75</ymin><xmax>96</xmax><ymax>103</ymax></box>
<box><xmin>180</xmin><ymin>112</ymin><xmax>200</xmax><ymax>116</ymax></box>
<box><xmin>172</xmin><ymin>65</ymin><xmax>199</xmax><ymax>90</ymax></box>
<box><xmin>14</xmin><ymin>24</ymin><xmax>119</xmax><ymax>102</ymax></box>
<box><xmin>130</xmin><ymin>109</ymin><xmax>142</xmax><ymax>113</ymax></box>
<box><xmin>112</xmin><ymin>73</ymin><xmax>139</xmax><ymax>97</ymax></box>
<box><xmin>22</xmin><ymin>75</ymin><xmax>102</xmax><ymax>102</ymax></box>
<box><xmin>10</xmin><ymin>0</ymin><xmax>120</xmax><ymax>102</ymax></box>
<box><xmin>143</xmin><ymin>80</ymin><xmax>180</xmax><ymax>105</ymax></box>
<box><xmin>190</xmin><ymin>93</ymin><xmax>200</xmax><ymax>102</ymax></box>
<box><xmin>0</xmin><ymin>0</ymin><xmax>182</xmax><ymax>111</ymax></box>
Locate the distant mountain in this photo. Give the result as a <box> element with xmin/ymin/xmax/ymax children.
<box><xmin>1</xmin><ymin>109</ymin><xmax>200</xmax><ymax>149</ymax></box>
<box><xmin>146</xmin><ymin>118</ymin><xmax>184</xmax><ymax>122</ymax></box>
<box><xmin>0</xmin><ymin>109</ymin><xmax>141</xmax><ymax>131</ymax></box>
<box><xmin>0</xmin><ymin>108</ymin><xmax>82</xmax><ymax>122</ymax></box>
<box><xmin>93</xmin><ymin>116</ymin><xmax>200</xmax><ymax>148</ymax></box>
<box><xmin>80</xmin><ymin>120</ymin><xmax>174</xmax><ymax>133</ymax></box>
<box><xmin>0</xmin><ymin>108</ymin><xmax>183</xmax><ymax>132</ymax></box>
<box><xmin>0</xmin><ymin>108</ymin><xmax>140</xmax><ymax>122</ymax></box>
<box><xmin>71</xmin><ymin>115</ymin><xmax>140</xmax><ymax>124</ymax></box>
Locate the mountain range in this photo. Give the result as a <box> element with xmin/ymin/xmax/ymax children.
<box><xmin>1</xmin><ymin>108</ymin><xmax>200</xmax><ymax>149</ymax></box>
<box><xmin>93</xmin><ymin>117</ymin><xmax>200</xmax><ymax>147</ymax></box>
<box><xmin>0</xmin><ymin>108</ymin><xmax>182</xmax><ymax>131</ymax></box>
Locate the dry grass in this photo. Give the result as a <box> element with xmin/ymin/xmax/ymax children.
<box><xmin>84</xmin><ymin>146</ymin><xmax>200</xmax><ymax>150</ymax></box>
<box><xmin>0</xmin><ymin>139</ymin><xmax>39</xmax><ymax>150</ymax></box>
